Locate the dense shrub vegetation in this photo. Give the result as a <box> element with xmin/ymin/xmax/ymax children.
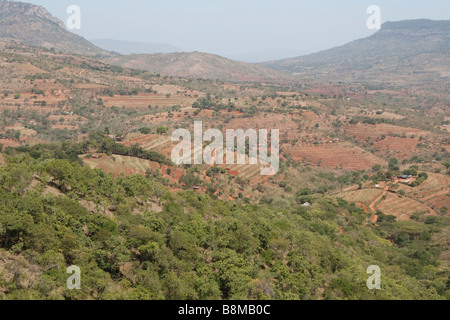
<box><xmin>0</xmin><ymin>146</ymin><xmax>448</xmax><ymax>300</ymax></box>
<box><xmin>10</xmin><ymin>132</ymin><xmax>173</xmax><ymax>167</ymax></box>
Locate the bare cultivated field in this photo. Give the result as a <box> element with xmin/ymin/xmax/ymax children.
<box><xmin>399</xmin><ymin>173</ymin><xmax>450</xmax><ymax>202</ymax></box>
<box><xmin>0</xmin><ymin>138</ymin><xmax>20</xmax><ymax>148</ymax></box>
<box><xmin>335</xmin><ymin>188</ymin><xmax>383</xmax><ymax>205</ymax></box>
<box><xmin>226</xmin><ymin>113</ymin><xmax>299</xmax><ymax>132</ymax></box>
<box><xmin>101</xmin><ymin>92</ymin><xmax>197</xmax><ymax>109</ymax></box>
<box><xmin>343</xmin><ymin>123</ymin><xmax>429</xmax><ymax>159</ymax></box>
<box><xmin>224</xmin><ymin>111</ymin><xmax>333</xmax><ymax>147</ymax></box>
<box><xmin>83</xmin><ymin>154</ymin><xmax>182</xmax><ymax>184</ymax></box>
<box><xmin>426</xmin><ymin>194</ymin><xmax>450</xmax><ymax>214</ymax></box>
<box><xmin>217</xmin><ymin>163</ymin><xmax>268</xmax><ymax>185</ymax></box>
<box><xmin>395</xmin><ymin>173</ymin><xmax>450</xmax><ymax>213</ymax></box>
<box><xmin>123</xmin><ymin>134</ymin><xmax>174</xmax><ymax>156</ymax></box>
<box><xmin>344</xmin><ymin>123</ymin><xmax>427</xmax><ymax>141</ymax></box>
<box><xmin>0</xmin><ymin>136</ymin><xmax>44</xmax><ymax>147</ymax></box>
<box><xmin>373</xmin><ymin>136</ymin><xmax>420</xmax><ymax>159</ymax></box>
<box><xmin>377</xmin><ymin>193</ymin><xmax>435</xmax><ymax>221</ymax></box>
<box><xmin>284</xmin><ymin>142</ymin><xmax>385</xmax><ymax>170</ymax></box>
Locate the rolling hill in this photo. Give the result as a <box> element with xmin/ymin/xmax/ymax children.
<box><xmin>91</xmin><ymin>39</ymin><xmax>183</xmax><ymax>55</ymax></box>
<box><xmin>263</xmin><ymin>19</ymin><xmax>450</xmax><ymax>87</ymax></box>
<box><xmin>107</xmin><ymin>51</ymin><xmax>293</xmax><ymax>82</ymax></box>
<box><xmin>0</xmin><ymin>1</ymin><xmax>290</xmax><ymax>82</ymax></box>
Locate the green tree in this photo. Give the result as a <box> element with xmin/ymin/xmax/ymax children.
<box><xmin>140</xmin><ymin>127</ymin><xmax>152</xmax><ymax>134</ymax></box>
<box><xmin>389</xmin><ymin>158</ymin><xmax>399</xmax><ymax>171</ymax></box>
<box><xmin>372</xmin><ymin>164</ymin><xmax>381</xmax><ymax>172</ymax></box>
<box><xmin>157</xmin><ymin>126</ymin><xmax>168</xmax><ymax>135</ymax></box>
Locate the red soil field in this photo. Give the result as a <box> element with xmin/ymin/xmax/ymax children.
<box><xmin>377</xmin><ymin>193</ymin><xmax>435</xmax><ymax>221</ymax></box>
<box><xmin>101</xmin><ymin>93</ymin><xmax>197</xmax><ymax>109</ymax></box>
<box><xmin>225</xmin><ymin>113</ymin><xmax>299</xmax><ymax>132</ymax></box>
<box><xmin>373</xmin><ymin>136</ymin><xmax>419</xmax><ymax>159</ymax></box>
<box><xmin>284</xmin><ymin>142</ymin><xmax>385</xmax><ymax>170</ymax></box>
<box><xmin>122</xmin><ymin>134</ymin><xmax>173</xmax><ymax>156</ymax></box>
<box><xmin>83</xmin><ymin>154</ymin><xmax>184</xmax><ymax>185</ymax></box>
<box><xmin>344</xmin><ymin>123</ymin><xmax>427</xmax><ymax>142</ymax></box>
<box><xmin>426</xmin><ymin>195</ymin><xmax>450</xmax><ymax>214</ymax></box>
<box><xmin>402</xmin><ymin>173</ymin><xmax>449</xmax><ymax>202</ymax></box>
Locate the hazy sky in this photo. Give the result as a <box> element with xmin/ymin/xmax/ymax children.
<box><xmin>24</xmin><ymin>0</ymin><xmax>450</xmax><ymax>62</ymax></box>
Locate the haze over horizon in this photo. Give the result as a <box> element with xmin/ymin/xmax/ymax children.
<box><xmin>15</xmin><ymin>0</ymin><xmax>450</xmax><ymax>62</ymax></box>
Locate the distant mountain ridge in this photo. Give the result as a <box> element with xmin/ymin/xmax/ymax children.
<box><xmin>107</xmin><ymin>51</ymin><xmax>293</xmax><ymax>82</ymax></box>
<box><xmin>2</xmin><ymin>2</ymin><xmax>447</xmax><ymax>85</ymax></box>
<box><xmin>0</xmin><ymin>0</ymin><xmax>110</xmax><ymax>56</ymax></box>
<box><xmin>91</xmin><ymin>39</ymin><xmax>183</xmax><ymax>55</ymax></box>
<box><xmin>263</xmin><ymin>19</ymin><xmax>450</xmax><ymax>85</ymax></box>
<box><xmin>0</xmin><ymin>1</ymin><xmax>290</xmax><ymax>82</ymax></box>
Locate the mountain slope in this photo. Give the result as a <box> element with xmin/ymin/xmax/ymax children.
<box><xmin>107</xmin><ymin>51</ymin><xmax>292</xmax><ymax>82</ymax></box>
<box><xmin>263</xmin><ymin>19</ymin><xmax>450</xmax><ymax>85</ymax></box>
<box><xmin>0</xmin><ymin>0</ymin><xmax>110</xmax><ymax>57</ymax></box>
<box><xmin>91</xmin><ymin>39</ymin><xmax>183</xmax><ymax>55</ymax></box>
<box><xmin>0</xmin><ymin>1</ymin><xmax>289</xmax><ymax>82</ymax></box>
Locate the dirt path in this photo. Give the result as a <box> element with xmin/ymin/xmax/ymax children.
<box><xmin>369</xmin><ymin>184</ymin><xmax>392</xmax><ymax>212</ymax></box>
<box><xmin>356</xmin><ymin>203</ymin><xmax>370</xmax><ymax>214</ymax></box>
<box><xmin>368</xmin><ymin>180</ymin><xmax>400</xmax><ymax>224</ymax></box>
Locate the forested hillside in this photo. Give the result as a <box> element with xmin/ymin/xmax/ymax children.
<box><xmin>0</xmin><ymin>142</ymin><xmax>448</xmax><ymax>300</ymax></box>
